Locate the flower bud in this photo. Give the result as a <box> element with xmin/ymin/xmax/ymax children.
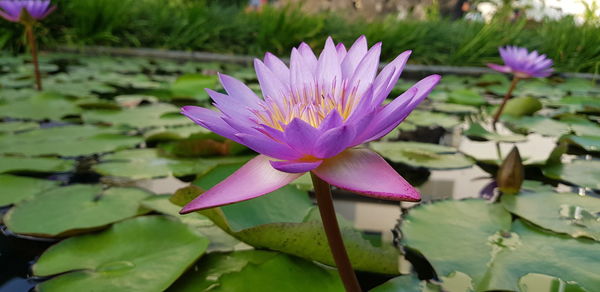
<box><xmin>496</xmin><ymin>146</ymin><xmax>524</xmax><ymax>195</ymax></box>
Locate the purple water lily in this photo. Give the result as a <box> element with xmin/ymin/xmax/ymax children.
<box><xmin>488</xmin><ymin>46</ymin><xmax>553</xmax><ymax>78</ymax></box>
<box><xmin>0</xmin><ymin>0</ymin><xmax>55</xmax><ymax>22</ymax></box>
<box><xmin>180</xmin><ymin>36</ymin><xmax>440</xmax><ymax>213</ymax></box>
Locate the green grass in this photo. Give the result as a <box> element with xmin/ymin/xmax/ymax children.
<box><xmin>1</xmin><ymin>0</ymin><xmax>599</xmax><ymax>73</ymax></box>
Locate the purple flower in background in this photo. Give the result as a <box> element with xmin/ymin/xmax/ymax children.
<box><xmin>0</xmin><ymin>0</ymin><xmax>56</xmax><ymax>22</ymax></box>
<box><xmin>180</xmin><ymin>36</ymin><xmax>440</xmax><ymax>213</ymax></box>
<box><xmin>488</xmin><ymin>46</ymin><xmax>553</xmax><ymax>78</ymax></box>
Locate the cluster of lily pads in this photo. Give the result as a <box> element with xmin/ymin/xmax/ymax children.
<box><xmin>0</xmin><ymin>53</ymin><xmax>598</xmax><ymax>291</ymax></box>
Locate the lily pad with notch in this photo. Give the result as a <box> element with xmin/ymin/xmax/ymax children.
<box><xmin>4</xmin><ymin>185</ymin><xmax>151</xmax><ymax>237</ymax></box>
<box><xmin>502</xmin><ymin>191</ymin><xmax>600</xmax><ymax>241</ymax></box>
<box><xmin>371</xmin><ymin>141</ymin><xmax>474</xmax><ymax>169</ymax></box>
<box><xmin>0</xmin><ymin>174</ymin><xmax>59</xmax><ymax>207</ymax></box>
<box><xmin>33</xmin><ymin>216</ymin><xmax>209</xmax><ymax>292</ymax></box>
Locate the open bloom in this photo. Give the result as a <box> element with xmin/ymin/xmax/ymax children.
<box><xmin>0</xmin><ymin>0</ymin><xmax>55</xmax><ymax>23</ymax></box>
<box><xmin>487</xmin><ymin>46</ymin><xmax>553</xmax><ymax>78</ymax></box>
<box><xmin>180</xmin><ymin>36</ymin><xmax>440</xmax><ymax>213</ymax></box>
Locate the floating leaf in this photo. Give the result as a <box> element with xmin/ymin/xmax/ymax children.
<box><xmin>447</xmin><ymin>89</ymin><xmax>486</xmax><ymax>106</ymax></box>
<box><xmin>542</xmin><ymin>160</ymin><xmax>600</xmax><ymax>189</ymax></box>
<box><xmin>502</xmin><ymin>191</ymin><xmax>600</xmax><ymax>240</ymax></box>
<box><xmin>0</xmin><ymin>92</ymin><xmax>81</xmax><ymax>121</ymax></box>
<box><xmin>33</xmin><ymin>216</ymin><xmax>209</xmax><ymax>292</ymax></box>
<box><xmin>478</xmin><ymin>220</ymin><xmax>600</xmax><ymax>292</ymax></box>
<box><xmin>503</xmin><ymin>116</ymin><xmax>571</xmax><ymax>137</ymax></box>
<box><xmin>0</xmin><ymin>156</ymin><xmax>75</xmax><ymax>173</ymax></box>
<box><xmin>432</xmin><ymin>103</ymin><xmax>478</xmax><ymax>114</ymax></box>
<box><xmin>168</xmin><ymin>251</ymin><xmax>343</xmax><ymax>292</ymax></box>
<box><xmin>371</xmin><ymin>274</ymin><xmax>444</xmax><ymax>292</ymax></box>
<box><xmin>93</xmin><ymin>148</ymin><xmax>251</xmax><ymax>179</ymax></box>
<box><xmin>82</xmin><ymin>103</ymin><xmax>192</xmax><ymax>129</ymax></box>
<box><xmin>170</xmin><ymin>74</ymin><xmax>218</xmax><ymax>101</ymax></box>
<box><xmin>401</xmin><ymin>200</ymin><xmax>512</xmax><ymax>286</ymax></box>
<box><xmin>0</xmin><ymin>125</ymin><xmax>143</xmax><ymax>157</ymax></box>
<box><xmin>562</xmin><ymin>135</ymin><xmax>600</xmax><ymax>152</ymax></box>
<box><xmin>0</xmin><ymin>121</ymin><xmax>38</xmax><ymax>133</ymax></box>
<box><xmin>371</xmin><ymin>141</ymin><xmax>474</xmax><ymax>169</ymax></box>
<box><xmin>404</xmin><ymin>110</ymin><xmax>461</xmax><ymax>129</ymax></box>
<box><xmin>175</xmin><ymin>166</ymin><xmax>400</xmax><ymax>274</ymax></box>
<box><xmin>4</xmin><ymin>185</ymin><xmax>151</xmax><ymax>237</ymax></box>
<box><xmin>0</xmin><ymin>174</ymin><xmax>59</xmax><ymax>207</ymax></box>
<box><xmin>141</xmin><ymin>195</ymin><xmax>246</xmax><ymax>252</ymax></box>
<box><xmin>463</xmin><ymin>123</ymin><xmax>527</xmax><ymax>142</ymax></box>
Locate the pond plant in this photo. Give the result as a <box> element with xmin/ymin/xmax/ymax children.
<box><xmin>0</xmin><ymin>0</ymin><xmax>55</xmax><ymax>90</ymax></box>
<box><xmin>488</xmin><ymin>46</ymin><xmax>553</xmax><ymax>130</ymax></box>
<box><xmin>180</xmin><ymin>36</ymin><xmax>440</xmax><ymax>291</ymax></box>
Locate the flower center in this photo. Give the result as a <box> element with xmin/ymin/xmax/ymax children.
<box><xmin>251</xmin><ymin>80</ymin><xmax>360</xmax><ymax>130</ymax></box>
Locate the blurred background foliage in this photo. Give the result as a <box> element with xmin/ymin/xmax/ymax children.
<box><xmin>0</xmin><ymin>0</ymin><xmax>599</xmax><ymax>73</ymax></box>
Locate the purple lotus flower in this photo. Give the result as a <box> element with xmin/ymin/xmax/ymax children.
<box><xmin>180</xmin><ymin>36</ymin><xmax>440</xmax><ymax>213</ymax></box>
<box><xmin>0</xmin><ymin>0</ymin><xmax>55</xmax><ymax>22</ymax></box>
<box><xmin>487</xmin><ymin>46</ymin><xmax>553</xmax><ymax>78</ymax></box>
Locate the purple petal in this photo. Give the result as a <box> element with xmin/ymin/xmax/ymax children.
<box><xmin>316</xmin><ymin>37</ymin><xmax>342</xmax><ymax>92</ymax></box>
<box><xmin>298</xmin><ymin>42</ymin><xmax>318</xmax><ymax>73</ymax></box>
<box><xmin>236</xmin><ymin>133</ymin><xmax>303</xmax><ymax>160</ymax></box>
<box><xmin>218</xmin><ymin>73</ymin><xmax>260</xmax><ymax>107</ymax></box>
<box><xmin>348</xmin><ymin>42</ymin><xmax>381</xmax><ymax>98</ymax></box>
<box><xmin>270</xmin><ymin>159</ymin><xmax>322</xmax><ymax>173</ymax></box>
<box><xmin>264</xmin><ymin>52</ymin><xmax>290</xmax><ymax>87</ymax></box>
<box><xmin>206</xmin><ymin>89</ymin><xmax>251</xmax><ymax>119</ymax></box>
<box><xmin>255</xmin><ymin>59</ymin><xmax>289</xmax><ymax>104</ymax></box>
<box><xmin>283</xmin><ymin>118</ymin><xmax>319</xmax><ymax>155</ymax></box>
<box><xmin>341</xmin><ymin>35</ymin><xmax>368</xmax><ymax>79</ymax></box>
<box><xmin>290</xmin><ymin>48</ymin><xmax>315</xmax><ymax>94</ymax></box>
<box><xmin>181</xmin><ymin>106</ymin><xmax>241</xmax><ymax>143</ymax></box>
<box><xmin>487</xmin><ymin>63</ymin><xmax>512</xmax><ymax>74</ymax></box>
<box><xmin>371</xmin><ymin>50</ymin><xmax>412</xmax><ymax>106</ymax></box>
<box><xmin>336</xmin><ymin>43</ymin><xmax>347</xmax><ymax>62</ymax></box>
<box><xmin>314</xmin><ymin>124</ymin><xmax>355</xmax><ymax>158</ymax></box>
<box><xmin>318</xmin><ymin>110</ymin><xmax>343</xmax><ymax>131</ymax></box>
<box><xmin>312</xmin><ymin>148</ymin><xmax>420</xmax><ymax>201</ymax></box>
<box><xmin>180</xmin><ymin>155</ymin><xmax>303</xmax><ymax>213</ymax></box>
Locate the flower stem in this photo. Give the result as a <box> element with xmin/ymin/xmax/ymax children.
<box><xmin>310</xmin><ymin>173</ymin><xmax>362</xmax><ymax>292</ymax></box>
<box><xmin>24</xmin><ymin>23</ymin><xmax>42</xmax><ymax>91</ymax></box>
<box><xmin>492</xmin><ymin>77</ymin><xmax>520</xmax><ymax>131</ymax></box>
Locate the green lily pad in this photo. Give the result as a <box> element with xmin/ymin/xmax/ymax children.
<box><xmin>144</xmin><ymin>125</ymin><xmax>210</xmax><ymax>142</ymax></box>
<box><xmin>404</xmin><ymin>110</ymin><xmax>461</xmax><ymax>129</ymax></box>
<box><xmin>370</xmin><ymin>274</ymin><xmax>439</xmax><ymax>292</ymax></box>
<box><xmin>4</xmin><ymin>185</ymin><xmax>151</xmax><ymax>237</ymax></box>
<box><xmin>478</xmin><ymin>220</ymin><xmax>600</xmax><ymax>292</ymax></box>
<box><xmin>519</xmin><ymin>273</ymin><xmax>588</xmax><ymax>292</ymax></box>
<box><xmin>502</xmin><ymin>191</ymin><xmax>600</xmax><ymax>241</ymax></box>
<box><xmin>82</xmin><ymin>103</ymin><xmax>192</xmax><ymax>129</ymax></box>
<box><xmin>432</xmin><ymin>103</ymin><xmax>478</xmax><ymax>114</ymax></box>
<box><xmin>0</xmin><ymin>121</ymin><xmax>39</xmax><ymax>133</ymax></box>
<box><xmin>0</xmin><ymin>92</ymin><xmax>81</xmax><ymax>121</ymax></box>
<box><xmin>550</xmin><ymin>96</ymin><xmax>600</xmax><ymax>113</ymax></box>
<box><xmin>559</xmin><ymin>116</ymin><xmax>600</xmax><ymax>137</ymax></box>
<box><xmin>503</xmin><ymin>116</ymin><xmax>571</xmax><ymax>137</ymax></box>
<box><xmin>556</xmin><ymin>78</ymin><xmax>599</xmax><ymax>95</ymax></box>
<box><xmin>562</xmin><ymin>135</ymin><xmax>600</xmax><ymax>152</ymax></box>
<box><xmin>542</xmin><ymin>160</ymin><xmax>600</xmax><ymax>189</ymax></box>
<box><xmin>0</xmin><ymin>125</ymin><xmax>143</xmax><ymax>157</ymax></box>
<box><xmin>168</xmin><ymin>251</ymin><xmax>343</xmax><ymax>292</ymax></box>
<box><xmin>448</xmin><ymin>89</ymin><xmax>486</xmax><ymax>106</ymax></box>
<box><xmin>33</xmin><ymin>216</ymin><xmax>209</xmax><ymax>292</ymax></box>
<box><xmin>502</xmin><ymin>96</ymin><xmax>543</xmax><ymax>117</ymax></box>
<box><xmin>175</xmin><ymin>169</ymin><xmax>400</xmax><ymax>274</ymax></box>
<box><xmin>401</xmin><ymin>200</ymin><xmax>512</xmax><ymax>286</ymax></box>
<box><xmin>0</xmin><ymin>174</ymin><xmax>59</xmax><ymax>207</ymax></box>
<box><xmin>0</xmin><ymin>156</ymin><xmax>75</xmax><ymax>173</ymax></box>
<box><xmin>141</xmin><ymin>195</ymin><xmax>246</xmax><ymax>252</ymax></box>
<box><xmin>170</xmin><ymin>74</ymin><xmax>218</xmax><ymax>101</ymax></box>
<box><xmin>464</xmin><ymin>123</ymin><xmax>527</xmax><ymax>142</ymax></box>
<box><xmin>93</xmin><ymin>148</ymin><xmax>251</xmax><ymax>179</ymax></box>
<box><xmin>371</xmin><ymin>141</ymin><xmax>474</xmax><ymax>169</ymax></box>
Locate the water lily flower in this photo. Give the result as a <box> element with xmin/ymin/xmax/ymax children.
<box><xmin>487</xmin><ymin>46</ymin><xmax>553</xmax><ymax>78</ymax></box>
<box><xmin>0</xmin><ymin>0</ymin><xmax>56</xmax><ymax>23</ymax></box>
<box><xmin>180</xmin><ymin>36</ymin><xmax>440</xmax><ymax>213</ymax></box>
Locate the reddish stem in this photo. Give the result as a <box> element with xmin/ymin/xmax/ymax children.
<box><xmin>310</xmin><ymin>173</ymin><xmax>362</xmax><ymax>292</ymax></box>
<box><xmin>24</xmin><ymin>24</ymin><xmax>42</xmax><ymax>91</ymax></box>
<box><xmin>492</xmin><ymin>77</ymin><xmax>520</xmax><ymax>131</ymax></box>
